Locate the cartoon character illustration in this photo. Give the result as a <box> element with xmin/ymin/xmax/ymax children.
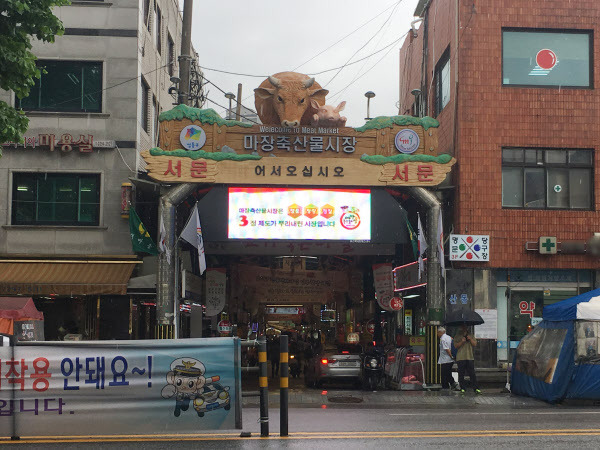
<box><xmin>193</xmin><ymin>382</ymin><xmax>231</xmax><ymax>417</ymax></box>
<box><xmin>161</xmin><ymin>358</ymin><xmax>220</xmax><ymax>417</ymax></box>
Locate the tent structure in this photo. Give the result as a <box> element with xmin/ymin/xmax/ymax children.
<box><xmin>0</xmin><ymin>297</ymin><xmax>44</xmax><ymax>338</ymax></box>
<box><xmin>511</xmin><ymin>288</ymin><xmax>600</xmax><ymax>403</ymax></box>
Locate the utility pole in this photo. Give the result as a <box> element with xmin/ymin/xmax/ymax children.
<box><xmin>156</xmin><ymin>0</ymin><xmax>196</xmax><ymax>338</ymax></box>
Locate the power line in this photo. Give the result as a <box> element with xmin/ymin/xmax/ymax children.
<box><xmin>204</xmin><ymin>96</ymin><xmax>261</xmax><ymax>126</ymax></box>
<box><xmin>203</xmin><ymin>77</ymin><xmax>257</xmax><ymax>114</ymax></box>
<box><xmin>291</xmin><ymin>0</ymin><xmax>404</xmax><ymax>72</ymax></box>
<box><xmin>323</xmin><ymin>0</ymin><xmax>405</xmax><ymax>87</ymax></box>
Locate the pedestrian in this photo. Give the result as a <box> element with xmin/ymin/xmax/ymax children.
<box><xmin>437</xmin><ymin>327</ymin><xmax>455</xmax><ymax>390</ymax></box>
<box><xmin>268</xmin><ymin>337</ymin><xmax>280</xmax><ymax>378</ymax></box>
<box><xmin>454</xmin><ymin>324</ymin><xmax>481</xmax><ymax>394</ymax></box>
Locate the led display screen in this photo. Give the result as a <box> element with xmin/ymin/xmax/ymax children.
<box><xmin>228</xmin><ymin>187</ymin><xmax>371</xmax><ymax>240</ymax></box>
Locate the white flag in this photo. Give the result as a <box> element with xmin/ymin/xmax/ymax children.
<box><xmin>158</xmin><ymin>213</ymin><xmax>171</xmax><ymax>265</ymax></box>
<box><xmin>417</xmin><ymin>213</ymin><xmax>427</xmax><ymax>280</ymax></box>
<box><xmin>438</xmin><ymin>211</ymin><xmax>445</xmax><ymax>278</ymax></box>
<box><xmin>180</xmin><ymin>203</ymin><xmax>206</xmax><ymax>275</ymax></box>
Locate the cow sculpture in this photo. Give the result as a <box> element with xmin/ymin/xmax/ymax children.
<box><xmin>254</xmin><ymin>72</ymin><xmax>328</xmax><ymax>127</ymax></box>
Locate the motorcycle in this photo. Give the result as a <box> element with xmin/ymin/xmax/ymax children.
<box><xmin>361</xmin><ymin>344</ymin><xmax>385</xmax><ymax>391</ymax></box>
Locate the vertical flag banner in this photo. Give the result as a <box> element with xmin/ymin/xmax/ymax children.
<box><xmin>417</xmin><ymin>213</ymin><xmax>427</xmax><ymax>280</ymax></box>
<box><xmin>180</xmin><ymin>203</ymin><xmax>207</xmax><ymax>275</ymax></box>
<box><xmin>129</xmin><ymin>208</ymin><xmax>158</xmax><ymax>255</ymax></box>
<box><xmin>405</xmin><ymin>217</ymin><xmax>418</xmax><ymax>260</ymax></box>
<box><xmin>438</xmin><ymin>211</ymin><xmax>445</xmax><ymax>277</ymax></box>
<box><xmin>159</xmin><ymin>213</ymin><xmax>171</xmax><ymax>265</ymax></box>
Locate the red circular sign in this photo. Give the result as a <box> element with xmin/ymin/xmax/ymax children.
<box><xmin>366</xmin><ymin>320</ymin><xmax>375</xmax><ymax>335</ymax></box>
<box><xmin>218</xmin><ymin>320</ymin><xmax>232</xmax><ymax>334</ymax></box>
<box><xmin>390</xmin><ymin>297</ymin><xmax>404</xmax><ymax>311</ymax></box>
<box><xmin>536</xmin><ymin>49</ymin><xmax>557</xmax><ymax>70</ymax></box>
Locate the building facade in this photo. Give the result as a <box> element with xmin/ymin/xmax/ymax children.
<box><xmin>0</xmin><ymin>0</ymin><xmax>190</xmax><ymax>340</ymax></box>
<box><xmin>399</xmin><ymin>0</ymin><xmax>600</xmax><ymax>366</ymax></box>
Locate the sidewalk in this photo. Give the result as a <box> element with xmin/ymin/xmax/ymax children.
<box><xmin>242</xmin><ymin>387</ymin><xmax>550</xmax><ymax>409</ymax></box>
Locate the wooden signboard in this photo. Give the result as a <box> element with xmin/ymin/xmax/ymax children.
<box><xmin>142</xmin><ymin>104</ymin><xmax>456</xmax><ymax>187</ymax></box>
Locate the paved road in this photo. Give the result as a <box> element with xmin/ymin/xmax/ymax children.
<box><xmin>2</xmin><ymin>399</ymin><xmax>600</xmax><ymax>449</ymax></box>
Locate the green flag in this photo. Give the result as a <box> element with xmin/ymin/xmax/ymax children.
<box><xmin>129</xmin><ymin>208</ymin><xmax>158</xmax><ymax>255</ymax></box>
<box><xmin>405</xmin><ymin>217</ymin><xmax>418</xmax><ymax>260</ymax></box>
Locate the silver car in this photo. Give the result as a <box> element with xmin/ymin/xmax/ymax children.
<box><xmin>304</xmin><ymin>344</ymin><xmax>362</xmax><ymax>387</ymax></box>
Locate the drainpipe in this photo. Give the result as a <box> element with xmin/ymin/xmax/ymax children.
<box><xmin>404</xmin><ymin>186</ymin><xmax>443</xmax><ymax>386</ymax></box>
<box><xmin>156</xmin><ymin>183</ymin><xmax>197</xmax><ymax>337</ymax></box>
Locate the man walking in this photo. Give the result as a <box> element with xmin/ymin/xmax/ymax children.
<box><xmin>437</xmin><ymin>327</ymin><xmax>455</xmax><ymax>390</ymax></box>
<box><xmin>454</xmin><ymin>324</ymin><xmax>481</xmax><ymax>394</ymax></box>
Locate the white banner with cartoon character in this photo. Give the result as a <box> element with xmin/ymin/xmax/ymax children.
<box><xmin>0</xmin><ymin>337</ymin><xmax>241</xmax><ymax>437</ymax></box>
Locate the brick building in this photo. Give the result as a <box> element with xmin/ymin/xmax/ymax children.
<box><xmin>399</xmin><ymin>0</ymin><xmax>600</xmax><ymax>365</ymax></box>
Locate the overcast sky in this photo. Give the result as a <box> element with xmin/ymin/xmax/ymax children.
<box><xmin>191</xmin><ymin>0</ymin><xmax>420</xmax><ymax>127</ymax></box>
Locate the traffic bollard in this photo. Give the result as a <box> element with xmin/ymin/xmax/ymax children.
<box><xmin>258</xmin><ymin>336</ymin><xmax>269</xmax><ymax>437</ymax></box>
<box><xmin>279</xmin><ymin>334</ymin><xmax>289</xmax><ymax>437</ymax></box>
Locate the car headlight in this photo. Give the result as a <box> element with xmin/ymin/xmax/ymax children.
<box><xmin>194</xmin><ymin>397</ymin><xmax>204</xmax><ymax>407</ymax></box>
<box><xmin>369</xmin><ymin>358</ymin><xmax>378</xmax><ymax>368</ymax></box>
<box><xmin>218</xmin><ymin>390</ymin><xmax>229</xmax><ymax>400</ymax></box>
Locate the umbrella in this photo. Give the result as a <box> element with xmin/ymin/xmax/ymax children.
<box><xmin>444</xmin><ymin>309</ymin><xmax>484</xmax><ymax>327</ymax></box>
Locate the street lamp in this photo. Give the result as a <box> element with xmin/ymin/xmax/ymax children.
<box><xmin>411</xmin><ymin>88</ymin><xmax>421</xmax><ymax>117</ymax></box>
<box><xmin>364</xmin><ymin>91</ymin><xmax>376</xmax><ymax>121</ymax></box>
<box><xmin>224</xmin><ymin>92</ymin><xmax>235</xmax><ymax>119</ymax></box>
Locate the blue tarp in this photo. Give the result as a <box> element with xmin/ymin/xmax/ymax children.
<box><xmin>512</xmin><ymin>289</ymin><xmax>600</xmax><ymax>403</ymax></box>
<box><xmin>543</xmin><ymin>288</ymin><xmax>600</xmax><ymax>321</ymax></box>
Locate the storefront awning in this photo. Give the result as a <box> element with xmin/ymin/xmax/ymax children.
<box><xmin>0</xmin><ymin>259</ymin><xmax>141</xmax><ymax>296</ymax></box>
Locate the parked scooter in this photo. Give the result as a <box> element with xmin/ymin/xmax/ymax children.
<box><xmin>362</xmin><ymin>342</ymin><xmax>385</xmax><ymax>391</ymax></box>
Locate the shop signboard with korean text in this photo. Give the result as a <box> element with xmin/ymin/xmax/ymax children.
<box><xmin>205</xmin><ymin>268</ymin><xmax>227</xmax><ymax>317</ymax></box>
<box><xmin>229</xmin><ymin>187</ymin><xmax>370</xmax><ymax>241</ymax></box>
<box><xmin>449</xmin><ymin>235</ymin><xmax>490</xmax><ymax>261</ymax></box>
<box><xmin>141</xmin><ymin>102</ymin><xmax>456</xmax><ymax>188</ymax></box>
<box><xmin>0</xmin><ymin>338</ymin><xmax>241</xmax><ymax>437</ymax></box>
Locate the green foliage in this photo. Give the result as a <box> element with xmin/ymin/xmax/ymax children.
<box><xmin>0</xmin><ymin>0</ymin><xmax>70</xmax><ymax>148</ymax></box>
<box><xmin>360</xmin><ymin>153</ymin><xmax>453</xmax><ymax>165</ymax></box>
<box><xmin>149</xmin><ymin>148</ymin><xmax>262</xmax><ymax>161</ymax></box>
<box><xmin>159</xmin><ymin>104</ymin><xmax>253</xmax><ymax>128</ymax></box>
<box><xmin>354</xmin><ymin>115</ymin><xmax>439</xmax><ymax>132</ymax></box>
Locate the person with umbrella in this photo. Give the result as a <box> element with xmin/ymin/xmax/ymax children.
<box><xmin>446</xmin><ymin>309</ymin><xmax>484</xmax><ymax>394</ymax></box>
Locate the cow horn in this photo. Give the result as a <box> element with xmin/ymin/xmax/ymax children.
<box><xmin>268</xmin><ymin>76</ymin><xmax>282</xmax><ymax>88</ymax></box>
<box><xmin>303</xmin><ymin>77</ymin><xmax>315</xmax><ymax>88</ymax></box>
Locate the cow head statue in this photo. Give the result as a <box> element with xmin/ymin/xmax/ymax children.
<box><xmin>254</xmin><ymin>72</ymin><xmax>329</xmax><ymax>127</ymax></box>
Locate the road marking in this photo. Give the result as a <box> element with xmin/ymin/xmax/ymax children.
<box><xmin>389</xmin><ymin>411</ymin><xmax>600</xmax><ymax>416</ymax></box>
<box><xmin>2</xmin><ymin>429</ymin><xmax>600</xmax><ymax>444</ymax></box>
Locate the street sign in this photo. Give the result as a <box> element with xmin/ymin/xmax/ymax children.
<box><xmin>218</xmin><ymin>320</ymin><xmax>232</xmax><ymax>335</ymax></box>
<box><xmin>449</xmin><ymin>234</ymin><xmax>489</xmax><ymax>261</ymax></box>
<box><xmin>390</xmin><ymin>297</ymin><xmax>404</xmax><ymax>311</ymax></box>
<box><xmin>539</xmin><ymin>236</ymin><xmax>557</xmax><ymax>254</ymax></box>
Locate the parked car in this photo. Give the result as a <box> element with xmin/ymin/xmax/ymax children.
<box><xmin>304</xmin><ymin>343</ymin><xmax>362</xmax><ymax>387</ymax></box>
<box><xmin>193</xmin><ymin>382</ymin><xmax>231</xmax><ymax>416</ymax></box>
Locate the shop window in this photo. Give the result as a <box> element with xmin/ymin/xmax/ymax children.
<box><xmin>152</xmin><ymin>95</ymin><xmax>159</xmax><ymax>144</ymax></box>
<box><xmin>434</xmin><ymin>48</ymin><xmax>450</xmax><ymax>116</ymax></box>
<box><xmin>502</xmin><ymin>148</ymin><xmax>593</xmax><ymax>209</ymax></box>
<box><xmin>143</xmin><ymin>0</ymin><xmax>151</xmax><ymax>31</ymax></box>
<box><xmin>502</xmin><ymin>29</ymin><xmax>592</xmax><ymax>88</ymax></box>
<box><xmin>19</xmin><ymin>61</ymin><xmax>102</xmax><ymax>113</ymax></box>
<box><xmin>12</xmin><ymin>173</ymin><xmax>101</xmax><ymax>226</ymax></box>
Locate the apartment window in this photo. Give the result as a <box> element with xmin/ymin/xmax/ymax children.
<box><xmin>143</xmin><ymin>0</ymin><xmax>151</xmax><ymax>31</ymax></box>
<box><xmin>502</xmin><ymin>29</ymin><xmax>592</xmax><ymax>88</ymax></box>
<box><xmin>155</xmin><ymin>4</ymin><xmax>162</xmax><ymax>54</ymax></box>
<box><xmin>12</xmin><ymin>173</ymin><xmax>101</xmax><ymax>226</ymax></box>
<box><xmin>19</xmin><ymin>61</ymin><xmax>102</xmax><ymax>113</ymax></box>
<box><xmin>502</xmin><ymin>148</ymin><xmax>593</xmax><ymax>209</ymax></box>
<box><xmin>141</xmin><ymin>78</ymin><xmax>150</xmax><ymax>133</ymax></box>
<box><xmin>434</xmin><ymin>48</ymin><xmax>450</xmax><ymax>116</ymax></box>
<box><xmin>168</xmin><ymin>34</ymin><xmax>175</xmax><ymax>76</ymax></box>
<box><xmin>152</xmin><ymin>96</ymin><xmax>159</xmax><ymax>144</ymax></box>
